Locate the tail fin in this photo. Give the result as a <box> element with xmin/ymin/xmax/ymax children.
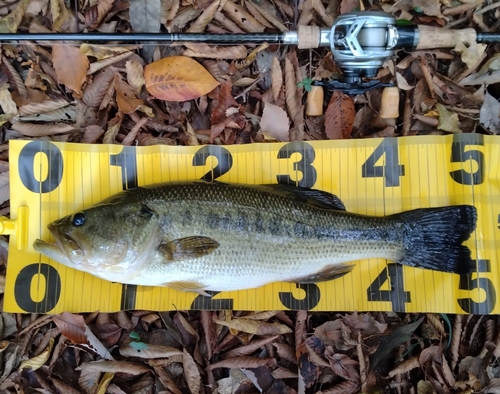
<box><xmin>393</xmin><ymin>205</ymin><xmax>477</xmax><ymax>275</ymax></box>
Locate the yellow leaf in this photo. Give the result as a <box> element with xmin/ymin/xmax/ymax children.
<box><xmin>0</xmin><ymin>0</ymin><xmax>30</xmax><ymax>33</ymax></box>
<box><xmin>50</xmin><ymin>0</ymin><xmax>74</xmax><ymax>31</ymax></box>
<box><xmin>18</xmin><ymin>337</ymin><xmax>54</xmax><ymax>372</ymax></box>
<box><xmin>96</xmin><ymin>372</ymin><xmax>114</xmax><ymax>394</ymax></box>
<box><xmin>80</xmin><ymin>44</ymin><xmax>139</xmax><ymax>60</ymax></box>
<box><xmin>125</xmin><ymin>59</ymin><xmax>146</xmax><ymax>94</ymax></box>
<box><xmin>52</xmin><ymin>44</ymin><xmax>89</xmax><ymax>94</ymax></box>
<box><xmin>436</xmin><ymin>103</ymin><xmax>461</xmax><ymax>133</ymax></box>
<box><xmin>144</xmin><ymin>56</ymin><xmax>220</xmax><ymax>101</ymax></box>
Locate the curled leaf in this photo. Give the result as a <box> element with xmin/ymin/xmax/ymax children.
<box><xmin>144</xmin><ymin>56</ymin><xmax>220</xmax><ymax>101</ymax></box>
<box><xmin>18</xmin><ymin>338</ymin><xmax>54</xmax><ymax>372</ymax></box>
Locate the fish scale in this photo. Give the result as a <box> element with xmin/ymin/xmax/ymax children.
<box><xmin>34</xmin><ymin>181</ymin><xmax>477</xmax><ymax>294</ymax></box>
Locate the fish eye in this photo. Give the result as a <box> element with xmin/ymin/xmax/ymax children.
<box><xmin>72</xmin><ymin>212</ymin><xmax>86</xmax><ymax>226</ymax></box>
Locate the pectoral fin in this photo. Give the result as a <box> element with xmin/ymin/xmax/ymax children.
<box><xmin>165</xmin><ymin>280</ymin><xmax>211</xmax><ymax>297</ymax></box>
<box><xmin>286</xmin><ymin>264</ymin><xmax>355</xmax><ymax>283</ymax></box>
<box><xmin>159</xmin><ymin>236</ymin><xmax>220</xmax><ymax>262</ymax></box>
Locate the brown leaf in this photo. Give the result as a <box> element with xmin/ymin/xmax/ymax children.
<box><xmin>317</xmin><ymin>379</ymin><xmax>360</xmax><ymax>394</ymax></box>
<box><xmin>52</xmin><ymin>44</ymin><xmax>89</xmax><ymax>94</ymax></box>
<box><xmin>223</xmin><ymin>335</ymin><xmax>280</xmax><ymax>359</ymax></box>
<box><xmin>154</xmin><ymin>366</ymin><xmax>183</xmax><ymax>394</ymax></box>
<box><xmin>82</xmin><ymin>125</ymin><xmax>105</xmax><ymax>143</ymax></box>
<box><xmin>114</xmin><ymin>74</ymin><xmax>144</xmax><ymax>114</ymax></box>
<box><xmin>324</xmin><ymin>91</ymin><xmax>355</xmax><ymax>139</ymax></box>
<box><xmin>11</xmin><ymin>121</ymin><xmax>76</xmax><ymax>136</ymax></box>
<box><xmin>18</xmin><ymin>98</ymin><xmax>70</xmax><ymax>116</ymax></box>
<box><xmin>52</xmin><ymin>312</ymin><xmax>87</xmax><ymax>344</ymax></box>
<box><xmin>183</xmin><ymin>348</ymin><xmax>201</xmax><ymax>394</ymax></box>
<box><xmin>50</xmin><ymin>377</ymin><xmax>82</xmax><ymax>394</ymax></box>
<box><xmin>340</xmin><ymin>0</ymin><xmax>359</xmax><ymax>15</ymax></box>
<box><xmin>85</xmin><ymin>0</ymin><xmax>114</xmax><ymax>29</ymax></box>
<box><xmin>221</xmin><ymin>0</ymin><xmax>265</xmax><ymax>32</ymax></box>
<box><xmin>89</xmin><ymin>324</ymin><xmax>122</xmax><ymax>348</ymax></box>
<box><xmin>324</xmin><ymin>349</ymin><xmax>360</xmax><ymax>382</ymax></box>
<box><xmin>271</xmin><ymin>56</ymin><xmax>283</xmax><ymax>102</ymax></box>
<box><xmin>119</xmin><ymin>344</ymin><xmax>182</xmax><ymax>359</ymax></box>
<box><xmin>342</xmin><ymin>312</ymin><xmax>388</xmax><ymax>339</ymax></box>
<box><xmin>214</xmin><ymin>318</ymin><xmax>292</xmax><ymax>336</ymax></box>
<box><xmin>209</xmin><ymin>356</ymin><xmax>276</xmax><ymax>370</ymax></box>
<box><xmin>82</xmin><ymin>67</ymin><xmax>115</xmax><ymax>107</ymax></box>
<box><xmin>87</xmin><ymin>52</ymin><xmax>134</xmax><ymax>75</ymax></box>
<box><xmin>211</xmin><ymin>81</ymin><xmax>241</xmax><ymax>125</ymax></box>
<box><xmin>271</xmin><ymin>367</ymin><xmax>298</xmax><ymax>379</ymax></box>
<box><xmin>200</xmin><ymin>311</ymin><xmax>216</xmax><ymax>360</ymax></box>
<box><xmin>273</xmin><ymin>342</ymin><xmax>297</xmax><ymax>364</ymax></box>
<box><xmin>187</xmin><ymin>0</ymin><xmax>220</xmax><ymax>32</ymax></box>
<box><xmin>388</xmin><ymin>356</ymin><xmax>420</xmax><ymax>377</ymax></box>
<box><xmin>260</xmin><ymin>103</ymin><xmax>290</xmax><ymax>142</ymax></box>
<box><xmin>76</xmin><ymin>360</ymin><xmax>149</xmax><ymax>375</ymax></box>
<box><xmin>183</xmin><ymin>44</ymin><xmax>248</xmax><ymax>60</ymax></box>
<box><xmin>297</xmin><ymin>342</ymin><xmax>320</xmax><ymax>389</ymax></box>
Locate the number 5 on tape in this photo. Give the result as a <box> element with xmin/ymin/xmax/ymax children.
<box><xmin>0</xmin><ymin>207</ymin><xmax>29</xmax><ymax>250</ymax></box>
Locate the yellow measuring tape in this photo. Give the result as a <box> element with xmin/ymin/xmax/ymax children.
<box><xmin>4</xmin><ymin>135</ymin><xmax>499</xmax><ymax>314</ymax></box>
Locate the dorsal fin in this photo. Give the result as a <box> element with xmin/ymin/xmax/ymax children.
<box><xmin>258</xmin><ymin>184</ymin><xmax>346</xmax><ymax>211</ymax></box>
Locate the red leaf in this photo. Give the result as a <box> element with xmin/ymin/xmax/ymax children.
<box><xmin>53</xmin><ymin>312</ymin><xmax>87</xmax><ymax>344</ymax></box>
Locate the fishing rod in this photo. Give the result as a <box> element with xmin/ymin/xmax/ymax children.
<box><xmin>2</xmin><ymin>11</ymin><xmax>499</xmax><ymax>109</ymax></box>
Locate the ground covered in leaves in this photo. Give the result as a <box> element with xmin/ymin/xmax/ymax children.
<box><xmin>0</xmin><ymin>0</ymin><xmax>499</xmax><ymax>392</ymax></box>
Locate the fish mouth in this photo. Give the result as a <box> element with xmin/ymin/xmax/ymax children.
<box><xmin>33</xmin><ymin>223</ymin><xmax>85</xmax><ymax>265</ymax></box>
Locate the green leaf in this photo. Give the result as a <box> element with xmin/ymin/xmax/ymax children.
<box><xmin>370</xmin><ymin>317</ymin><xmax>424</xmax><ymax>371</ymax></box>
<box><xmin>129</xmin><ymin>331</ymin><xmax>141</xmax><ymax>341</ymax></box>
<box><xmin>129</xmin><ymin>341</ymin><xmax>149</xmax><ymax>351</ymax></box>
<box><xmin>297</xmin><ymin>78</ymin><xmax>314</xmax><ymax>91</ymax></box>
<box><xmin>396</xmin><ymin>19</ymin><xmax>412</xmax><ymax>26</ymax></box>
<box><xmin>413</xmin><ymin>6</ymin><xmax>422</xmax><ymax>12</ymax></box>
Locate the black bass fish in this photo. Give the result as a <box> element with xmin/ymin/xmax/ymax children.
<box><xmin>33</xmin><ymin>182</ymin><xmax>477</xmax><ymax>295</ymax></box>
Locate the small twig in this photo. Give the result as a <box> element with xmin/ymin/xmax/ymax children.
<box><xmin>418</xmin><ymin>56</ymin><xmax>435</xmax><ymax>99</ymax></box>
<box><xmin>473</xmin><ymin>12</ymin><xmax>492</xmax><ymax>32</ymax></box>
<box><xmin>413</xmin><ymin>113</ymin><xmax>439</xmax><ymax>126</ymax></box>
<box><xmin>449</xmin><ymin>107</ymin><xmax>480</xmax><ymax>114</ymax></box>
<box><xmin>446</xmin><ymin>17</ymin><xmax>469</xmax><ymax>28</ymax></box>
<box><xmin>402</xmin><ymin>90</ymin><xmax>412</xmax><ymax>136</ymax></box>
<box><xmin>443</xmin><ymin>0</ymin><xmax>483</xmax><ymax>15</ymax></box>
<box><xmin>234</xmin><ymin>71</ymin><xmax>265</xmax><ymax>99</ymax></box>
<box><xmin>474</xmin><ymin>0</ymin><xmax>500</xmax><ymax>15</ymax></box>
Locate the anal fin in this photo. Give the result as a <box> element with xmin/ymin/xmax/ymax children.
<box><xmin>165</xmin><ymin>280</ymin><xmax>211</xmax><ymax>297</ymax></box>
<box><xmin>286</xmin><ymin>264</ymin><xmax>355</xmax><ymax>283</ymax></box>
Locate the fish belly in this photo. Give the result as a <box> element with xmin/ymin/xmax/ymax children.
<box><xmin>137</xmin><ymin>230</ymin><xmax>403</xmax><ymax>291</ymax></box>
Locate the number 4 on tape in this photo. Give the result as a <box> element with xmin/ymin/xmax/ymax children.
<box><xmin>0</xmin><ymin>207</ymin><xmax>29</xmax><ymax>250</ymax></box>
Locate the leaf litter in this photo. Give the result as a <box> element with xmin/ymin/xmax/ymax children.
<box><xmin>0</xmin><ymin>0</ymin><xmax>499</xmax><ymax>391</ymax></box>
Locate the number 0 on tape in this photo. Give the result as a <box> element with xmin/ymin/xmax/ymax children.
<box><xmin>4</xmin><ymin>135</ymin><xmax>500</xmax><ymax>314</ymax></box>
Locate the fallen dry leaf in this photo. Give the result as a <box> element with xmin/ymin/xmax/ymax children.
<box><xmin>18</xmin><ymin>338</ymin><xmax>54</xmax><ymax>372</ymax></box>
<box><xmin>114</xmin><ymin>74</ymin><xmax>144</xmax><ymax>114</ymax></box>
<box><xmin>52</xmin><ymin>44</ymin><xmax>89</xmax><ymax>94</ymax></box>
<box><xmin>144</xmin><ymin>56</ymin><xmax>220</xmax><ymax>101</ymax></box>
<box><xmin>436</xmin><ymin>103</ymin><xmax>461</xmax><ymax>133</ymax></box>
<box><xmin>260</xmin><ymin>102</ymin><xmax>290</xmax><ymax>141</ymax></box>
<box><xmin>324</xmin><ymin>91</ymin><xmax>355</xmax><ymax>139</ymax></box>
<box><xmin>215</xmin><ymin>318</ymin><xmax>292</xmax><ymax>335</ymax></box>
